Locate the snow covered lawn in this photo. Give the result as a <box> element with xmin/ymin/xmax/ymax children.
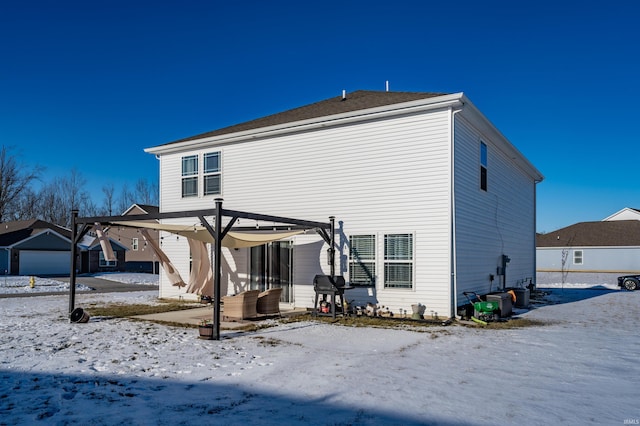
<box><xmin>1</xmin><ymin>272</ymin><xmax>638</xmax><ymax>425</ymax></box>
<box><xmin>0</xmin><ymin>273</ymin><xmax>158</xmax><ymax>295</ymax></box>
<box><xmin>0</xmin><ymin>276</ymin><xmax>92</xmax><ymax>294</ymax></box>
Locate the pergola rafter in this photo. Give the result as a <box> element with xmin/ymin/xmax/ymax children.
<box><xmin>68</xmin><ymin>198</ymin><xmax>335</xmax><ymax>340</ymax></box>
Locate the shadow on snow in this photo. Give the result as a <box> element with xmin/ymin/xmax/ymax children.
<box><xmin>0</xmin><ymin>369</ymin><xmax>472</xmax><ymax>426</ymax></box>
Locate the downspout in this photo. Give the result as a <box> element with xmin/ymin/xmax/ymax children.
<box><xmin>533</xmin><ymin>178</ymin><xmax>541</xmax><ymax>283</ymax></box>
<box><xmin>450</xmin><ymin>106</ymin><xmax>463</xmax><ymax>319</ymax></box>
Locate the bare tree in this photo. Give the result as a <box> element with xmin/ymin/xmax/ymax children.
<box><xmin>116</xmin><ymin>184</ymin><xmax>135</xmax><ymax>214</ymax></box>
<box><xmin>134</xmin><ymin>178</ymin><xmax>159</xmax><ymax>206</ymax></box>
<box><xmin>102</xmin><ymin>183</ymin><xmax>116</xmax><ymax>216</ymax></box>
<box><xmin>9</xmin><ymin>188</ymin><xmax>39</xmax><ymax>221</ymax></box>
<box><xmin>35</xmin><ymin>169</ymin><xmax>96</xmax><ymax>227</ymax></box>
<box><xmin>0</xmin><ymin>146</ymin><xmax>43</xmax><ymax>221</ymax></box>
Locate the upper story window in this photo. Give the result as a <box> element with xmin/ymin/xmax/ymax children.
<box><xmin>480</xmin><ymin>141</ymin><xmax>488</xmax><ymax>192</ymax></box>
<box><xmin>132</xmin><ymin>238</ymin><xmax>139</xmax><ymax>251</ymax></box>
<box><xmin>182</xmin><ymin>155</ymin><xmax>198</xmax><ymax>197</ymax></box>
<box><xmin>203</xmin><ymin>152</ymin><xmax>221</xmax><ymax>196</ymax></box>
<box><xmin>383</xmin><ymin>233</ymin><xmax>414</xmax><ymax>289</ymax></box>
<box><xmin>180</xmin><ymin>152</ymin><xmax>222</xmax><ymax>198</ymax></box>
<box><xmin>349</xmin><ymin>235</ymin><xmax>376</xmax><ymax>286</ymax></box>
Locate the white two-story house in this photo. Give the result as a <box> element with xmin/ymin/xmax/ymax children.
<box><xmin>145</xmin><ymin>90</ymin><xmax>543</xmax><ymax>318</ymax></box>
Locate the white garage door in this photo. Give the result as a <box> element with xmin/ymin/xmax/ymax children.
<box><xmin>19</xmin><ymin>251</ymin><xmax>71</xmax><ymax>275</ymax></box>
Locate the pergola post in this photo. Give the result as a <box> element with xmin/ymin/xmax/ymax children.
<box><xmin>68</xmin><ymin>209</ymin><xmax>79</xmax><ymax>316</ymax></box>
<box><xmin>212</xmin><ymin>198</ymin><xmax>223</xmax><ymax>340</ymax></box>
<box><xmin>329</xmin><ymin>216</ymin><xmax>336</xmax><ymax>277</ymax></box>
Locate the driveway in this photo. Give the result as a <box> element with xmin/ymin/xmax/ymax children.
<box><xmin>0</xmin><ymin>275</ymin><xmax>158</xmax><ymax>299</ymax></box>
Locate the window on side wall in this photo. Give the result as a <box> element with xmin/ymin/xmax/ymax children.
<box><xmin>349</xmin><ymin>235</ymin><xmax>376</xmax><ymax>286</ymax></box>
<box><xmin>480</xmin><ymin>141</ymin><xmax>488</xmax><ymax>192</ymax></box>
<box><xmin>573</xmin><ymin>250</ymin><xmax>583</xmax><ymax>265</ymax></box>
<box><xmin>182</xmin><ymin>155</ymin><xmax>198</xmax><ymax>197</ymax></box>
<box><xmin>384</xmin><ymin>234</ymin><xmax>413</xmax><ymax>289</ymax></box>
<box><xmin>203</xmin><ymin>152</ymin><xmax>221</xmax><ymax>196</ymax></box>
<box><xmin>132</xmin><ymin>238</ymin><xmax>138</xmax><ymax>251</ymax></box>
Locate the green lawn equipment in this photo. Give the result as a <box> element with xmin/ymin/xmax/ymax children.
<box><xmin>463</xmin><ymin>291</ymin><xmax>500</xmax><ymax>325</ymax></box>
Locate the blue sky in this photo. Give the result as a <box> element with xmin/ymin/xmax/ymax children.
<box><xmin>1</xmin><ymin>1</ymin><xmax>638</xmax><ymax>232</ymax></box>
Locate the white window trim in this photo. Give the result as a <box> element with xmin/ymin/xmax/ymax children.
<box><xmin>181</xmin><ymin>154</ymin><xmax>199</xmax><ymax>198</ymax></box>
<box><xmin>132</xmin><ymin>237</ymin><xmax>139</xmax><ymax>251</ymax></box>
<box><xmin>348</xmin><ymin>234</ymin><xmax>376</xmax><ymax>287</ymax></box>
<box><xmin>203</xmin><ymin>151</ymin><xmax>222</xmax><ymax>196</ymax></box>
<box><xmin>573</xmin><ymin>250</ymin><xmax>583</xmax><ymax>265</ymax></box>
<box><xmin>382</xmin><ymin>232</ymin><xmax>415</xmax><ymax>290</ymax></box>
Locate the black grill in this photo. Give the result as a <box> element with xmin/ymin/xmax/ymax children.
<box><xmin>313</xmin><ymin>275</ymin><xmax>346</xmax><ymax>292</ymax></box>
<box><xmin>313</xmin><ymin>275</ymin><xmax>349</xmax><ymax>318</ymax></box>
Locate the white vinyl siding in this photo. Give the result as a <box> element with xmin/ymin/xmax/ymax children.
<box><xmin>155</xmin><ymin>100</ymin><xmax>540</xmax><ymax>316</ymax></box>
<box><xmin>159</xmin><ymin>109</ymin><xmax>452</xmax><ymax>314</ymax></box>
<box><xmin>453</xmin><ymin>115</ymin><xmax>537</xmax><ymax>297</ymax></box>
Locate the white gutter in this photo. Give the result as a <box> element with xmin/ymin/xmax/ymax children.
<box><xmin>145</xmin><ymin>93</ymin><xmax>465</xmax><ymax>155</ymax></box>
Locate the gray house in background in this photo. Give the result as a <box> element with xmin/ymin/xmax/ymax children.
<box><xmin>0</xmin><ymin>220</ymin><xmax>72</xmax><ymax>275</ymax></box>
<box><xmin>537</xmin><ymin>218</ymin><xmax>640</xmax><ymax>273</ymax></box>
<box><xmin>0</xmin><ymin>219</ymin><xmax>127</xmax><ymax>276</ymax></box>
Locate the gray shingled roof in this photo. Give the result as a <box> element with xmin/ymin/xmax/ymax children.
<box><xmin>0</xmin><ymin>220</ymin><xmax>71</xmax><ymax>246</ymax></box>
<box><xmin>132</xmin><ymin>204</ymin><xmax>159</xmax><ymax>215</ymax></box>
<box><xmin>536</xmin><ymin>220</ymin><xmax>640</xmax><ymax>247</ymax></box>
<box><xmin>163</xmin><ymin>90</ymin><xmax>447</xmax><ymax>146</ymax></box>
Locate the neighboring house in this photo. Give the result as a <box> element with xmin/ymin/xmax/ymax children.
<box><xmin>104</xmin><ymin>204</ymin><xmax>160</xmax><ymax>273</ymax></box>
<box><xmin>537</xmin><ymin>208</ymin><xmax>640</xmax><ymax>273</ymax></box>
<box><xmin>0</xmin><ymin>220</ymin><xmax>73</xmax><ymax>275</ymax></box>
<box><xmin>79</xmin><ymin>235</ymin><xmax>128</xmax><ymax>274</ymax></box>
<box><xmin>0</xmin><ymin>219</ymin><xmax>126</xmax><ymax>275</ymax></box>
<box><xmin>145</xmin><ymin>90</ymin><xmax>543</xmax><ymax>318</ymax></box>
<box><xmin>602</xmin><ymin>207</ymin><xmax>640</xmax><ymax>222</ymax></box>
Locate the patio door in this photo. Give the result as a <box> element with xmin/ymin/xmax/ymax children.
<box><xmin>249</xmin><ymin>241</ymin><xmax>293</xmax><ymax>303</ymax></box>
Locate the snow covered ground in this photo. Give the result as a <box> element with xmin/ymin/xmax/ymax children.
<box><xmin>1</xmin><ymin>272</ymin><xmax>638</xmax><ymax>425</ymax></box>
<box><xmin>0</xmin><ymin>276</ymin><xmax>93</xmax><ymax>294</ymax></box>
<box><xmin>0</xmin><ymin>273</ymin><xmax>158</xmax><ymax>295</ymax></box>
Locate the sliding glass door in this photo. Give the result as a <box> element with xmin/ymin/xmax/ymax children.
<box><xmin>249</xmin><ymin>241</ymin><xmax>293</xmax><ymax>303</ymax></box>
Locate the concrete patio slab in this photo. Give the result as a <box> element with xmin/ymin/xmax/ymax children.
<box><xmin>131</xmin><ymin>306</ymin><xmax>308</xmax><ymax>330</ymax></box>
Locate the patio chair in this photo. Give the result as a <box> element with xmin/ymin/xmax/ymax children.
<box><xmin>222</xmin><ymin>290</ymin><xmax>259</xmax><ymax>321</ymax></box>
<box><xmin>256</xmin><ymin>288</ymin><xmax>282</xmax><ymax>317</ymax></box>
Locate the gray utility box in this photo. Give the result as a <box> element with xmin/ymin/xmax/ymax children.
<box><xmin>486</xmin><ymin>293</ymin><xmax>513</xmax><ymax>317</ymax></box>
<box><xmin>512</xmin><ymin>288</ymin><xmax>530</xmax><ymax>308</ymax></box>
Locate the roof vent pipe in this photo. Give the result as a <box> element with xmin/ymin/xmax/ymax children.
<box><xmin>385</xmin><ymin>80</ymin><xmax>389</xmax><ymax>92</ymax></box>
<box><xmin>341</xmin><ymin>89</ymin><xmax>346</xmax><ymax>101</ymax></box>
